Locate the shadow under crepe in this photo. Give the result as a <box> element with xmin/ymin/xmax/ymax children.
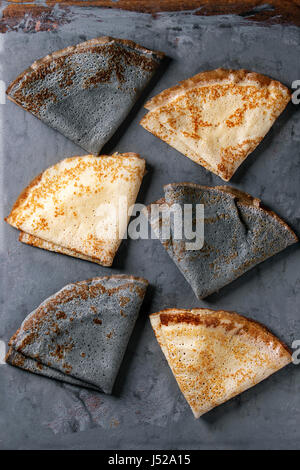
<box><xmin>113</xmin><ymin>283</ymin><xmax>156</xmax><ymax>397</ymax></box>
<box><xmin>62</xmin><ymin>284</ymin><xmax>156</xmax><ymax>399</ymax></box>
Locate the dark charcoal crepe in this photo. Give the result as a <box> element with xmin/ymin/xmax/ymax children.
<box><xmin>146</xmin><ymin>183</ymin><xmax>297</xmax><ymax>299</ymax></box>
<box><xmin>6</xmin><ymin>275</ymin><xmax>148</xmax><ymax>393</ymax></box>
<box><xmin>6</xmin><ymin>37</ymin><xmax>164</xmax><ymax>154</ymax></box>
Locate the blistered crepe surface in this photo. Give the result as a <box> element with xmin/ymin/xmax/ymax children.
<box><xmin>6</xmin><ymin>348</ymin><xmax>100</xmax><ymax>391</ymax></box>
<box><xmin>7</xmin><ymin>275</ymin><xmax>148</xmax><ymax>394</ymax></box>
<box><xmin>19</xmin><ymin>232</ymin><xmax>104</xmax><ymax>264</ymax></box>
<box><xmin>141</xmin><ymin>69</ymin><xmax>291</xmax><ymax>180</ymax></box>
<box><xmin>150</xmin><ymin>309</ymin><xmax>292</xmax><ymax>417</ymax></box>
<box><xmin>7</xmin><ymin>37</ymin><xmax>164</xmax><ymax>154</ymax></box>
<box><xmin>6</xmin><ymin>153</ymin><xmax>145</xmax><ymax>266</ymax></box>
<box><xmin>147</xmin><ymin>183</ymin><xmax>297</xmax><ymax>299</ymax></box>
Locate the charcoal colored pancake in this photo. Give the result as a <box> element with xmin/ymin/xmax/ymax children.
<box><xmin>140</xmin><ymin>69</ymin><xmax>291</xmax><ymax>181</ymax></box>
<box><xmin>6</xmin><ymin>348</ymin><xmax>100</xmax><ymax>391</ymax></box>
<box><xmin>145</xmin><ymin>183</ymin><xmax>297</xmax><ymax>299</ymax></box>
<box><xmin>7</xmin><ymin>37</ymin><xmax>164</xmax><ymax>154</ymax></box>
<box><xmin>150</xmin><ymin>308</ymin><xmax>292</xmax><ymax>417</ymax></box>
<box><xmin>6</xmin><ymin>275</ymin><xmax>148</xmax><ymax>394</ymax></box>
<box><xmin>5</xmin><ymin>153</ymin><xmax>145</xmax><ymax>267</ymax></box>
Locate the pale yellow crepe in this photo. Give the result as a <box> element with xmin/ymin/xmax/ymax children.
<box><xmin>6</xmin><ymin>153</ymin><xmax>145</xmax><ymax>266</ymax></box>
<box><xmin>19</xmin><ymin>232</ymin><xmax>103</xmax><ymax>264</ymax></box>
<box><xmin>150</xmin><ymin>308</ymin><xmax>292</xmax><ymax>418</ymax></box>
<box><xmin>141</xmin><ymin>69</ymin><xmax>291</xmax><ymax>181</ymax></box>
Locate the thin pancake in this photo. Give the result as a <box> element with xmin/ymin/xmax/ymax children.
<box><xmin>140</xmin><ymin>69</ymin><xmax>291</xmax><ymax>181</ymax></box>
<box><xmin>150</xmin><ymin>308</ymin><xmax>292</xmax><ymax>417</ymax></box>
<box><xmin>145</xmin><ymin>183</ymin><xmax>297</xmax><ymax>299</ymax></box>
<box><xmin>7</xmin><ymin>37</ymin><xmax>164</xmax><ymax>154</ymax></box>
<box><xmin>19</xmin><ymin>232</ymin><xmax>104</xmax><ymax>265</ymax></box>
<box><xmin>6</xmin><ymin>275</ymin><xmax>148</xmax><ymax>394</ymax></box>
<box><xmin>6</xmin><ymin>153</ymin><xmax>145</xmax><ymax>266</ymax></box>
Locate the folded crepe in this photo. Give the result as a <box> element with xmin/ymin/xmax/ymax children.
<box><xmin>140</xmin><ymin>69</ymin><xmax>291</xmax><ymax>181</ymax></box>
<box><xmin>146</xmin><ymin>183</ymin><xmax>297</xmax><ymax>299</ymax></box>
<box><xmin>6</xmin><ymin>37</ymin><xmax>164</xmax><ymax>155</ymax></box>
<box><xmin>6</xmin><ymin>275</ymin><xmax>148</xmax><ymax>393</ymax></box>
<box><xmin>5</xmin><ymin>152</ymin><xmax>145</xmax><ymax>266</ymax></box>
<box><xmin>150</xmin><ymin>308</ymin><xmax>292</xmax><ymax>417</ymax></box>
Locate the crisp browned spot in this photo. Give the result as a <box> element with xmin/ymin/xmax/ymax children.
<box><xmin>106</xmin><ymin>330</ymin><xmax>114</xmax><ymax>339</ymax></box>
<box><xmin>119</xmin><ymin>296</ymin><xmax>130</xmax><ymax>307</ymax></box>
<box><xmin>50</xmin><ymin>341</ymin><xmax>74</xmax><ymax>360</ymax></box>
<box><xmin>62</xmin><ymin>362</ymin><xmax>72</xmax><ymax>374</ymax></box>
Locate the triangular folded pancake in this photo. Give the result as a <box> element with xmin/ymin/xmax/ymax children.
<box><xmin>140</xmin><ymin>69</ymin><xmax>291</xmax><ymax>181</ymax></box>
<box><xmin>150</xmin><ymin>308</ymin><xmax>292</xmax><ymax>417</ymax></box>
<box><xmin>6</xmin><ymin>348</ymin><xmax>100</xmax><ymax>391</ymax></box>
<box><xmin>146</xmin><ymin>183</ymin><xmax>297</xmax><ymax>299</ymax></box>
<box><xmin>6</xmin><ymin>37</ymin><xmax>164</xmax><ymax>154</ymax></box>
<box><xmin>6</xmin><ymin>275</ymin><xmax>148</xmax><ymax>393</ymax></box>
<box><xmin>5</xmin><ymin>153</ymin><xmax>145</xmax><ymax>266</ymax></box>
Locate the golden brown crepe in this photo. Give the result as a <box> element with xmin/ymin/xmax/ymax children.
<box><xmin>140</xmin><ymin>69</ymin><xmax>291</xmax><ymax>181</ymax></box>
<box><xmin>6</xmin><ymin>152</ymin><xmax>145</xmax><ymax>266</ymax></box>
<box><xmin>150</xmin><ymin>308</ymin><xmax>292</xmax><ymax>417</ymax></box>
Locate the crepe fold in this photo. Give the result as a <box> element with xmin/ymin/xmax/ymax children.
<box><xmin>140</xmin><ymin>68</ymin><xmax>291</xmax><ymax>181</ymax></box>
<box><xmin>5</xmin><ymin>153</ymin><xmax>145</xmax><ymax>266</ymax></box>
<box><xmin>6</xmin><ymin>37</ymin><xmax>164</xmax><ymax>155</ymax></box>
<box><xmin>6</xmin><ymin>275</ymin><xmax>148</xmax><ymax>394</ymax></box>
<box><xmin>150</xmin><ymin>308</ymin><xmax>292</xmax><ymax>417</ymax></box>
<box><xmin>145</xmin><ymin>183</ymin><xmax>297</xmax><ymax>299</ymax></box>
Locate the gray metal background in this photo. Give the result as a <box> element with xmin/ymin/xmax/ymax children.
<box><xmin>0</xmin><ymin>7</ymin><xmax>299</xmax><ymax>450</ymax></box>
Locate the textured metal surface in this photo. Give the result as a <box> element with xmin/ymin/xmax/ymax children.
<box><xmin>0</xmin><ymin>8</ymin><xmax>300</xmax><ymax>450</ymax></box>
